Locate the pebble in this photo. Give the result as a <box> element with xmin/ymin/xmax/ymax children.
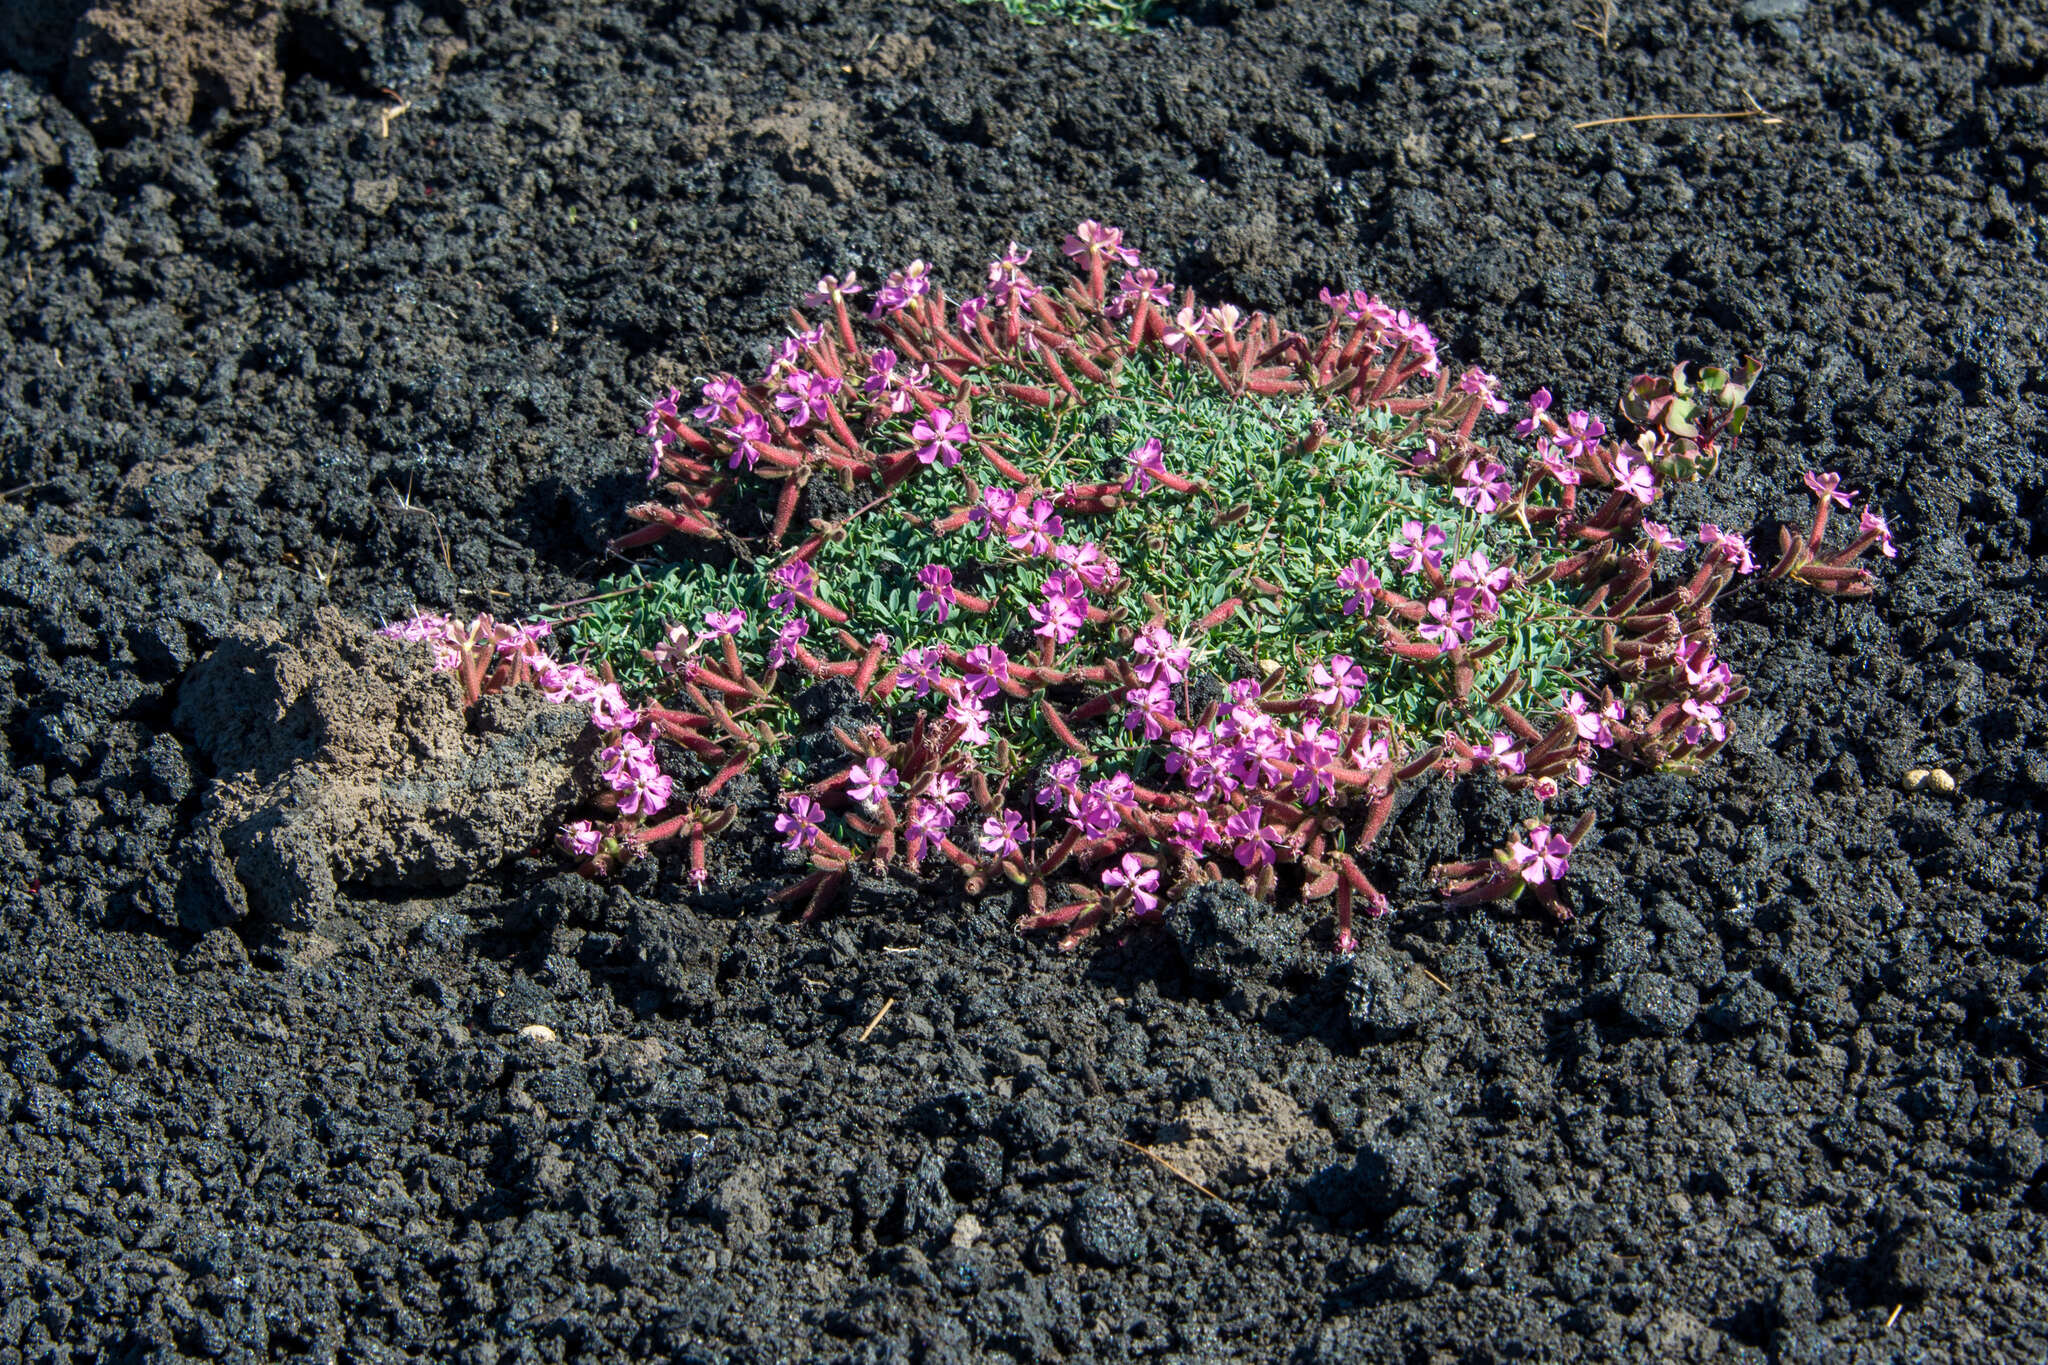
<box><xmin>1903</xmin><ymin>767</ymin><xmax>1957</xmax><ymax>794</ymax></box>
<box><xmin>516</xmin><ymin>1024</ymin><xmax>559</xmax><ymax>1045</ymax></box>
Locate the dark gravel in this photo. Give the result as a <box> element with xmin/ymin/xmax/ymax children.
<box><xmin>3</xmin><ymin>0</ymin><xmax>2047</xmax><ymax>1359</ymax></box>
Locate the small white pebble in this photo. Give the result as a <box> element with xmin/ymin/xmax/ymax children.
<box><xmin>950</xmin><ymin>1213</ymin><xmax>983</xmax><ymax>1248</ymax></box>
<box><xmin>1903</xmin><ymin>769</ymin><xmax>1929</xmax><ymax>791</ymax></box>
<box><xmin>1927</xmin><ymin>768</ymin><xmax>1958</xmax><ymax>795</ymax></box>
<box><xmin>516</xmin><ymin>1024</ymin><xmax>558</xmax><ymax>1045</ymax></box>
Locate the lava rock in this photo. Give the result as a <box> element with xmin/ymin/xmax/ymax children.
<box><xmin>1621</xmin><ymin>972</ymin><xmax>1700</xmax><ymax>1037</ymax></box>
<box><xmin>1067</xmin><ymin>1186</ymin><xmax>1144</xmax><ymax>1267</ymax></box>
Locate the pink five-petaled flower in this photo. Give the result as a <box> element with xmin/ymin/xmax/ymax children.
<box><xmin>979</xmin><ymin>809</ymin><xmax>1027</xmax><ymax>858</ymax></box>
<box><xmin>1641</xmin><ymin>519</ymin><xmax>1684</xmax><ymax>553</ymax></box>
<box><xmin>769</xmin><ymin>617</ymin><xmax>808</xmax><ymax>668</ymax></box>
<box><xmin>1513</xmin><ymin>386</ymin><xmax>1553</xmax><ymax>437</ymax></box>
<box><xmin>1037</xmin><ymin>756</ymin><xmax>1082</xmax><ymax>811</ymax></box>
<box><xmin>970</xmin><ymin>486</ymin><xmax>1018</xmax><ymax>541</ymax></box>
<box><xmin>904</xmin><ymin>797</ymin><xmax>957</xmax><ymax>861</ymax></box>
<box><xmin>1459</xmin><ymin>368</ymin><xmax>1510</xmax><ymax>415</ymax></box>
<box><xmin>589</xmin><ymin>683</ymin><xmax>639</xmax><ymax>732</ymax></box>
<box><xmin>961</xmin><ymin>644</ymin><xmax>1011</xmax><ymax>700</ymax></box>
<box><xmin>1225</xmin><ymin>805</ymin><xmax>1280</xmax><ymax>870</ymax></box>
<box><xmin>895</xmin><ymin>645</ymin><xmax>947</xmax><ymax>698</ymax></box>
<box><xmin>1449</xmin><ymin>550</ymin><xmax>1512</xmax><ymax>615</ymax></box>
<box><xmin>1063</xmin><ymin>220</ymin><xmax>1140</xmax><ymax>266</ymax></box>
<box><xmin>641</xmin><ymin>387</ymin><xmax>681</xmax><ymax>441</ymax></box>
<box><xmin>1102</xmin><ymin>854</ymin><xmax>1162</xmax><ymax>917</ymax></box>
<box><xmin>847</xmin><ymin>757</ymin><xmax>899</xmax><ymax>806</ymax></box>
<box><xmin>1053</xmin><ymin>540</ymin><xmax>1121</xmax><ymax>592</ymax></box>
<box><xmin>1537</xmin><ymin>436</ymin><xmax>1582</xmax><ymax>487</ymax></box>
<box><xmin>1169</xmin><ymin>808</ymin><xmax>1221</xmax><ymax>854</ymax></box>
<box><xmin>1005</xmin><ymin>499</ymin><xmax>1064</xmax><ymax>556</ymax></box>
<box><xmin>1133</xmin><ymin>625</ymin><xmax>1191</xmax><ymax>685</ymax></box>
<box><xmin>1803</xmin><ymin>470</ymin><xmax>1855</xmax><ymax>509</ymax></box>
<box><xmin>615</xmin><ymin>767</ymin><xmax>672</xmax><ymax>818</ymax></box>
<box><xmin>1389</xmin><ymin>519</ymin><xmax>1447</xmax><ymax>574</ymax></box>
<box><xmin>800</xmin><ymin>273</ymin><xmax>862</xmax><ymax>308</ymax></box>
<box><xmin>1337</xmin><ymin>558</ymin><xmax>1381</xmax><ymax>616</ymax></box>
<box><xmin>724</xmin><ymin>411</ymin><xmax>769</xmax><ymax>472</ymax></box>
<box><xmin>1698</xmin><ymin>523</ymin><xmax>1758</xmax><ymax>574</ymax></box>
<box><xmin>1068</xmin><ymin>785</ymin><xmax>1120</xmax><ymax>842</ymax></box>
<box><xmin>1124</xmin><ymin>437</ymin><xmax>1168</xmax><ymax>493</ymax></box>
<box><xmin>1029</xmin><ymin>569</ymin><xmax>1090</xmax><ymax>645</ymax></box>
<box><xmin>1108</xmin><ymin>269</ymin><xmax>1173</xmax><ymax>319</ymax></box>
<box><xmin>776</xmin><ymin>794</ymin><xmax>824</xmax><ymax>851</ymax></box>
<box><xmin>1612</xmin><ymin>451</ymin><xmax>1658</xmax><ymax>504</ymax></box>
<box><xmin>1559</xmin><ymin>690</ymin><xmax>1606</xmax><ymax>744</ymax></box>
<box><xmin>915</xmin><ymin>565</ymin><xmax>957</xmax><ymax>622</ymax></box>
<box><xmin>559</xmin><ymin>820</ymin><xmax>604</xmax><ymax>858</ymax></box>
<box><xmin>1681</xmin><ymin>698</ymin><xmax>1728</xmax><ymax>745</ymax></box>
<box><xmin>1311</xmin><ymin>654</ymin><xmax>1367</xmax><ymax>709</ymax></box>
<box><xmin>1559</xmin><ymin>410</ymin><xmax>1607</xmax><ymax>461</ymax></box>
<box><xmin>946</xmin><ymin>693</ymin><xmax>992</xmax><ymax>746</ymax></box>
<box><xmin>768</xmin><ymin>560</ymin><xmax>816</xmax><ymax>613</ymax></box>
<box><xmin>912</xmin><ymin>407</ymin><xmax>969</xmax><ymax>468</ymax></box>
<box><xmin>1859</xmin><ymin>508</ymin><xmax>1898</xmax><ymax>558</ymax></box>
<box><xmin>774</xmin><ymin>369</ymin><xmax>840</xmax><ymax>428</ymax></box>
<box><xmin>1418</xmin><ymin>595</ymin><xmax>1475</xmax><ymax>647</ymax></box>
<box><xmin>1481</xmin><ymin>731</ymin><xmax>1527</xmax><ymax>776</ymax></box>
<box><xmin>1507</xmin><ymin>826</ymin><xmax>1573</xmax><ymax>885</ymax></box>
<box><xmin>1124</xmin><ymin>679</ymin><xmax>1177</xmax><ymax>741</ymax></box>
<box><xmin>697</xmin><ymin>607</ymin><xmax>746</xmax><ymax>643</ymax></box>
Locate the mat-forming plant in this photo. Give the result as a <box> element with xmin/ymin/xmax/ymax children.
<box><xmin>383</xmin><ymin>223</ymin><xmax>1891</xmax><ymax>949</ymax></box>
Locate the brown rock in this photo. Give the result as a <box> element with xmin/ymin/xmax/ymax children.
<box><xmin>64</xmin><ymin>0</ymin><xmax>284</xmax><ymax>139</ymax></box>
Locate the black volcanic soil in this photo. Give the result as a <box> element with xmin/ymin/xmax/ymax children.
<box><xmin>3</xmin><ymin>0</ymin><xmax>2047</xmax><ymax>1359</ymax></box>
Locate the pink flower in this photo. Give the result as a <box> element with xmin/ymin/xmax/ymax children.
<box><xmin>1337</xmin><ymin>558</ymin><xmax>1381</xmax><ymax>616</ymax></box>
<box><xmin>1053</xmin><ymin>540</ymin><xmax>1121</xmax><ymax>592</ymax></box>
<box><xmin>1102</xmin><ymin>854</ymin><xmax>1162</xmax><ymax>916</ymax></box>
<box><xmin>1459</xmin><ymin>368</ymin><xmax>1510</xmax><ymax>414</ymax></box>
<box><xmin>559</xmin><ymin>820</ymin><xmax>604</xmax><ymax>858</ymax></box>
<box><xmin>867</xmin><ymin>260</ymin><xmax>933</xmax><ymax>317</ymax></box>
<box><xmin>1481</xmin><ymin>732</ymin><xmax>1526</xmax><ymax>776</ymax></box>
<box><xmin>1005</xmin><ymin>499</ymin><xmax>1064</xmax><ymax>556</ymax></box>
<box><xmin>776</xmin><ymin>794</ymin><xmax>824</xmax><ymax>851</ymax></box>
<box><xmin>1388</xmin><ymin>520</ymin><xmax>1447</xmax><ymax>575</ymax></box>
<box><xmin>774</xmin><ymin>369</ymin><xmax>840</xmax><ymax>428</ymax></box>
<box><xmin>946</xmin><ymin>694</ymin><xmax>992</xmax><ymax>746</ymax></box>
<box><xmin>1169</xmin><ymin>809</ymin><xmax>1220</xmax><ymax>854</ymax></box>
<box><xmin>912</xmin><ymin>407</ymin><xmax>969</xmax><ymax>468</ymax></box>
<box><xmin>1698</xmin><ymin>524</ymin><xmax>1757</xmax><ymax>574</ymax></box>
<box><xmin>724</xmin><ymin>411</ymin><xmax>770</xmax><ymax>472</ymax></box>
<box><xmin>896</xmin><ymin>645</ymin><xmax>947</xmax><ymax>698</ymax></box>
<box><xmin>1859</xmin><ymin>509</ymin><xmax>1897</xmax><ymax>558</ymax></box>
<box><xmin>1226</xmin><ymin>806</ymin><xmax>1279</xmax><ymax>870</ymax></box>
<box><xmin>1037</xmin><ymin>757</ymin><xmax>1083</xmax><ymax>811</ymax></box>
<box><xmin>1803</xmin><ymin>470</ymin><xmax>1855</xmax><ymax>508</ymax></box>
<box><xmin>1030</xmin><ymin>570</ymin><xmax>1089</xmax><ymax>645</ymax></box>
<box><xmin>1507</xmin><ymin>825</ymin><xmax>1573</xmax><ymax>885</ymax></box>
<box><xmin>1124</xmin><ymin>680</ymin><xmax>1178</xmax><ymax>741</ymax></box>
<box><xmin>1311</xmin><ymin>654</ymin><xmax>1367</xmax><ymax>708</ymax></box>
<box><xmin>1162</xmin><ymin>305</ymin><xmax>1211</xmax><ymax>354</ymax></box>
<box><xmin>1513</xmin><ymin>387</ymin><xmax>1553</xmax><ymax>438</ymax></box>
<box><xmin>589</xmin><ymin>683</ymin><xmax>639</xmax><ymax>732</ymax></box>
<box><xmin>847</xmin><ymin>757</ymin><xmax>899</xmax><ymax>806</ymax></box>
<box><xmin>1449</xmin><ymin>550</ymin><xmax>1511</xmax><ymax>614</ymax></box>
<box><xmin>904</xmin><ymin>797</ymin><xmax>957</xmax><ymax>861</ymax></box>
<box><xmin>979</xmin><ymin>810</ymin><xmax>1026</xmax><ymax>858</ymax></box>
<box><xmin>800</xmin><ymin>273</ymin><xmax>862</xmax><ymax>308</ymax></box>
<box><xmin>1069</xmin><ymin>785</ymin><xmax>1121</xmax><ymax>842</ymax></box>
<box><xmin>1063</xmin><ymin>220</ymin><xmax>1139</xmax><ymax>265</ymax></box>
<box><xmin>1558</xmin><ymin>410</ymin><xmax>1607</xmax><ymax>461</ymax></box>
<box><xmin>1537</xmin><ymin>436</ymin><xmax>1582</xmax><ymax>487</ymax></box>
<box><xmin>916</xmin><ymin>565</ymin><xmax>957</xmax><ymax>622</ymax></box>
<box><xmin>615</xmin><ymin>769</ymin><xmax>672</xmax><ymax>818</ymax></box>
<box><xmin>1124</xmin><ymin>437</ymin><xmax>1167</xmax><ymax>493</ymax></box>
<box><xmin>1133</xmin><ymin>626</ymin><xmax>1191</xmax><ymax>685</ymax></box>
<box><xmin>697</xmin><ymin>607</ymin><xmax>746</xmax><ymax>643</ymax></box>
<box><xmin>1680</xmin><ymin>698</ymin><xmax>1727</xmax><ymax>745</ymax></box>
<box><xmin>1641</xmin><ymin>519</ymin><xmax>1684</xmax><ymax>553</ymax></box>
<box><xmin>768</xmin><ymin>560</ymin><xmax>816</xmax><ymax>613</ymax></box>
<box><xmin>769</xmin><ymin>617</ymin><xmax>809</xmax><ymax>668</ymax></box>
<box><xmin>970</xmin><ymin>487</ymin><xmax>1019</xmax><ymax>541</ymax></box>
<box><xmin>1612</xmin><ymin>452</ymin><xmax>1658</xmax><ymax>504</ymax></box>
<box><xmin>1418</xmin><ymin>595</ymin><xmax>1475</xmax><ymax>647</ymax></box>
<box><xmin>1559</xmin><ymin>690</ymin><xmax>1605</xmax><ymax>743</ymax></box>
<box><xmin>1108</xmin><ymin>269</ymin><xmax>1173</xmax><ymax>318</ymax></box>
<box><xmin>961</xmin><ymin>644</ymin><xmax>1011</xmax><ymax>700</ymax></box>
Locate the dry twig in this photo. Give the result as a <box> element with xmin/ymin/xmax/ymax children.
<box><xmin>1117</xmin><ymin>1138</ymin><xmax>1226</xmax><ymax>1203</ymax></box>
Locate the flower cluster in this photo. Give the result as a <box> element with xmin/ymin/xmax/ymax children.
<box><xmin>395</xmin><ymin>223</ymin><xmax>1886</xmax><ymax>955</ymax></box>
